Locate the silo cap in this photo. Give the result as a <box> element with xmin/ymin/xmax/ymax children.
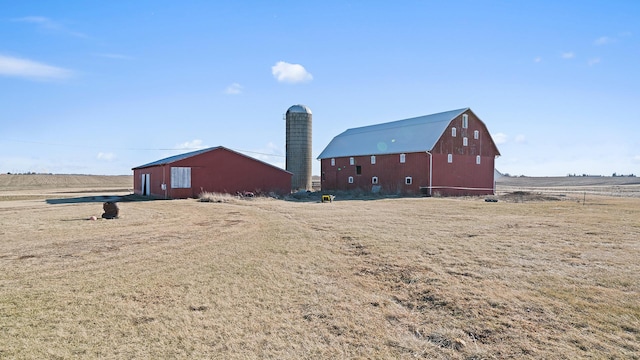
<box><xmin>287</xmin><ymin>104</ymin><xmax>312</xmax><ymax>114</ymax></box>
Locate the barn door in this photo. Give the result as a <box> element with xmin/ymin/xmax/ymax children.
<box><xmin>141</xmin><ymin>174</ymin><xmax>150</xmax><ymax>196</ymax></box>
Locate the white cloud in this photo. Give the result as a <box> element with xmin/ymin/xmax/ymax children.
<box><xmin>493</xmin><ymin>133</ymin><xmax>508</xmax><ymax>145</ymax></box>
<box><xmin>13</xmin><ymin>16</ymin><xmax>87</xmax><ymax>38</ymax></box>
<box><xmin>175</xmin><ymin>139</ymin><xmax>206</xmax><ymax>150</ymax></box>
<box><xmin>97</xmin><ymin>152</ymin><xmax>116</xmax><ymax>161</ymax></box>
<box><xmin>533</xmin><ymin>56</ymin><xmax>542</xmax><ymax>63</ymax></box>
<box><xmin>13</xmin><ymin>16</ymin><xmax>59</xmax><ymax>29</ymax></box>
<box><xmin>594</xmin><ymin>36</ymin><xmax>614</xmax><ymax>46</ymax></box>
<box><xmin>0</xmin><ymin>54</ymin><xmax>72</xmax><ymax>80</ymax></box>
<box><xmin>271</xmin><ymin>61</ymin><xmax>313</xmax><ymax>83</ymax></box>
<box><xmin>236</xmin><ymin>142</ymin><xmax>285</xmax><ymax>169</ymax></box>
<box><xmin>588</xmin><ymin>57</ymin><xmax>601</xmax><ymax>66</ymax></box>
<box><xmin>225</xmin><ymin>82</ymin><xmax>243</xmax><ymax>94</ymax></box>
<box><xmin>266</xmin><ymin>142</ymin><xmax>280</xmax><ymax>151</ymax></box>
<box><xmin>561</xmin><ymin>52</ymin><xmax>575</xmax><ymax>59</ymax></box>
<box><xmin>515</xmin><ymin>134</ymin><xmax>526</xmax><ymax>143</ymax></box>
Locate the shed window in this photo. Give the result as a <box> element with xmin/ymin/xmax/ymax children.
<box><xmin>463</xmin><ymin>137</ymin><xmax>468</xmax><ymax>146</ymax></box>
<box><xmin>371</xmin><ymin>155</ymin><xmax>376</xmax><ymax>164</ymax></box>
<box><xmin>348</xmin><ymin>176</ymin><xmax>354</xmax><ymax>184</ymax></box>
<box><xmin>171</xmin><ymin>167</ymin><xmax>191</xmax><ymax>188</ymax></box>
<box><xmin>476</xmin><ymin>155</ymin><xmax>481</xmax><ymax>165</ymax></box>
<box><xmin>447</xmin><ymin>154</ymin><xmax>453</xmax><ymax>163</ymax></box>
<box><xmin>331</xmin><ymin>158</ymin><xmax>335</xmax><ymax>166</ymax></box>
<box><xmin>356</xmin><ymin>165</ymin><xmax>362</xmax><ymax>175</ymax></box>
<box><xmin>405</xmin><ymin>176</ymin><xmax>412</xmax><ymax>185</ymax></box>
<box><xmin>372</xmin><ymin>176</ymin><xmax>379</xmax><ymax>184</ymax></box>
<box><xmin>462</xmin><ymin>114</ymin><xmax>469</xmax><ymax>128</ymax></box>
<box><xmin>474</xmin><ymin>130</ymin><xmax>479</xmax><ymax>139</ymax></box>
<box><xmin>400</xmin><ymin>153</ymin><xmax>406</xmax><ymax>163</ymax></box>
<box><xmin>452</xmin><ymin>127</ymin><xmax>457</xmax><ymax>137</ymax></box>
<box><xmin>349</xmin><ymin>157</ymin><xmax>355</xmax><ymax>165</ymax></box>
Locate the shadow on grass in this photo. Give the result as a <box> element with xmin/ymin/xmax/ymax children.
<box><xmin>46</xmin><ymin>194</ymin><xmax>159</xmax><ymax>205</ymax></box>
<box><xmin>284</xmin><ymin>190</ymin><xmax>419</xmax><ymax>203</ymax></box>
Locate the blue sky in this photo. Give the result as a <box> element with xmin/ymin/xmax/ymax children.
<box><xmin>1</xmin><ymin>1</ymin><xmax>639</xmax><ymax>176</ymax></box>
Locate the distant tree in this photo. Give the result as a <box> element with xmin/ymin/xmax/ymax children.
<box><xmin>612</xmin><ymin>172</ymin><xmax>617</xmax><ymax>177</ymax></box>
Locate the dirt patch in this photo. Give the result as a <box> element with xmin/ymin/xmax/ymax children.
<box><xmin>499</xmin><ymin>191</ymin><xmax>563</xmax><ymax>202</ymax></box>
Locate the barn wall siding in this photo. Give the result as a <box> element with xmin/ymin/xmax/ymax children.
<box><xmin>133</xmin><ymin>166</ymin><xmax>167</xmax><ymax>198</ymax></box>
<box><xmin>133</xmin><ymin>148</ymin><xmax>291</xmax><ymax>199</ymax></box>
<box><xmin>431</xmin><ymin>153</ymin><xmax>495</xmax><ymax>196</ymax></box>
<box><xmin>321</xmin><ymin>153</ymin><xmax>430</xmax><ymax>195</ymax></box>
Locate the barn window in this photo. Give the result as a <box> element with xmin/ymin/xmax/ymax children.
<box><xmin>171</xmin><ymin>167</ymin><xmax>191</xmax><ymax>188</ymax></box>
<box><xmin>331</xmin><ymin>158</ymin><xmax>335</xmax><ymax>166</ymax></box>
<box><xmin>405</xmin><ymin>176</ymin><xmax>412</xmax><ymax>185</ymax></box>
<box><xmin>372</xmin><ymin>176</ymin><xmax>378</xmax><ymax>184</ymax></box>
<box><xmin>447</xmin><ymin>154</ymin><xmax>453</xmax><ymax>163</ymax></box>
<box><xmin>474</xmin><ymin>130</ymin><xmax>479</xmax><ymax>139</ymax></box>
<box><xmin>463</xmin><ymin>137</ymin><xmax>468</xmax><ymax>146</ymax></box>
<box><xmin>371</xmin><ymin>155</ymin><xmax>376</xmax><ymax>164</ymax></box>
<box><xmin>452</xmin><ymin>127</ymin><xmax>457</xmax><ymax>137</ymax></box>
<box><xmin>356</xmin><ymin>165</ymin><xmax>362</xmax><ymax>175</ymax></box>
<box><xmin>462</xmin><ymin>114</ymin><xmax>469</xmax><ymax>128</ymax></box>
<box><xmin>476</xmin><ymin>155</ymin><xmax>481</xmax><ymax>165</ymax></box>
<box><xmin>400</xmin><ymin>153</ymin><xmax>406</xmax><ymax>163</ymax></box>
<box><xmin>348</xmin><ymin>176</ymin><xmax>354</xmax><ymax>184</ymax></box>
<box><xmin>350</xmin><ymin>157</ymin><xmax>355</xmax><ymax>165</ymax></box>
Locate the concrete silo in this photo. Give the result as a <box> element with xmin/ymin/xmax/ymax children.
<box><xmin>285</xmin><ymin>104</ymin><xmax>312</xmax><ymax>191</ymax></box>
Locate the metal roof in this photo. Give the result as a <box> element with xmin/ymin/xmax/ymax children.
<box><xmin>287</xmin><ymin>104</ymin><xmax>312</xmax><ymax>114</ymax></box>
<box><xmin>317</xmin><ymin>108</ymin><xmax>468</xmax><ymax>159</ymax></box>
<box><xmin>132</xmin><ymin>146</ymin><xmax>293</xmax><ymax>174</ymax></box>
<box><xmin>132</xmin><ymin>147</ymin><xmax>221</xmax><ymax>169</ymax></box>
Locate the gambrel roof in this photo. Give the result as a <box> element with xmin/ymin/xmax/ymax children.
<box><xmin>318</xmin><ymin>108</ymin><xmax>469</xmax><ymax>159</ymax></box>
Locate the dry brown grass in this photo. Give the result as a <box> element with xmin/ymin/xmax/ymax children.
<box><xmin>1</xmin><ymin>178</ymin><xmax>639</xmax><ymax>359</ymax></box>
<box><xmin>0</xmin><ymin>174</ymin><xmax>132</xmax><ymax>203</ymax></box>
<box><xmin>198</xmin><ymin>191</ymin><xmax>237</xmax><ymax>203</ymax></box>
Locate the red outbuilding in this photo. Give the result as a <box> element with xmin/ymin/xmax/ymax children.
<box><xmin>132</xmin><ymin>146</ymin><xmax>292</xmax><ymax>199</ymax></box>
<box><xmin>317</xmin><ymin>108</ymin><xmax>500</xmax><ymax>196</ymax></box>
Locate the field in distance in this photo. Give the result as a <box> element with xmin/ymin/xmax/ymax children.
<box><xmin>0</xmin><ymin>175</ymin><xmax>639</xmax><ymax>358</ymax></box>
<box><xmin>0</xmin><ymin>174</ymin><xmax>132</xmax><ymax>202</ymax></box>
<box><xmin>496</xmin><ymin>175</ymin><xmax>640</xmax><ymax>198</ymax></box>
<box><xmin>0</xmin><ymin>174</ymin><xmax>132</xmax><ymax>190</ymax></box>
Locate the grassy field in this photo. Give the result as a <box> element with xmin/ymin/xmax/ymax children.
<box><xmin>1</xmin><ymin>176</ymin><xmax>639</xmax><ymax>359</ymax></box>
<box><xmin>496</xmin><ymin>176</ymin><xmax>640</xmax><ymax>199</ymax></box>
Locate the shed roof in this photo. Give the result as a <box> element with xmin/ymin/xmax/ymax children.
<box><xmin>132</xmin><ymin>147</ymin><xmax>219</xmax><ymax>169</ymax></box>
<box><xmin>317</xmin><ymin>108</ymin><xmax>468</xmax><ymax>159</ymax></box>
<box><xmin>132</xmin><ymin>146</ymin><xmax>292</xmax><ymax>174</ymax></box>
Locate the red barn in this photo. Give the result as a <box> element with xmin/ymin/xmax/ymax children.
<box><xmin>132</xmin><ymin>146</ymin><xmax>292</xmax><ymax>199</ymax></box>
<box><xmin>317</xmin><ymin>108</ymin><xmax>500</xmax><ymax>196</ymax></box>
